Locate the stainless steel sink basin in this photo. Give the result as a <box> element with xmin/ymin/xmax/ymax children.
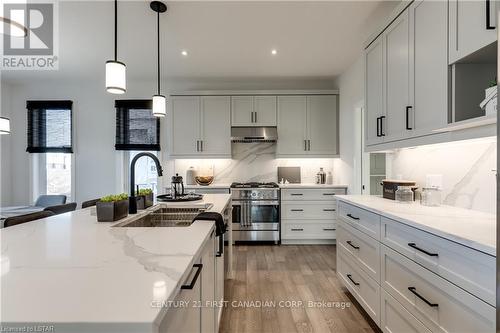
<box><xmin>115</xmin><ymin>206</ymin><xmax>212</xmax><ymax>228</ymax></box>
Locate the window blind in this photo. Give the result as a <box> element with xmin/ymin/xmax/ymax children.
<box><xmin>115</xmin><ymin>100</ymin><xmax>160</xmax><ymax>151</ymax></box>
<box><xmin>26</xmin><ymin>100</ymin><xmax>73</xmax><ymax>153</ymax></box>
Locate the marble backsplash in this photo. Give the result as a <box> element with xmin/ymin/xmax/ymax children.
<box><xmin>387</xmin><ymin>137</ymin><xmax>497</xmax><ymax>214</ymax></box>
<box><xmin>164</xmin><ymin>142</ymin><xmax>336</xmax><ymax>185</ymax></box>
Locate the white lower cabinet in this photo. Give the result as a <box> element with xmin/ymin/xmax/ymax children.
<box><xmin>281</xmin><ymin>187</ymin><xmax>346</xmax><ymax>244</ymax></box>
<box><xmin>160</xmin><ymin>227</ymin><xmax>222</xmax><ymax>333</ymax></box>
<box><xmin>381</xmin><ymin>289</ymin><xmax>431</xmax><ymax>333</ymax></box>
<box><xmin>337</xmin><ymin>200</ymin><xmax>496</xmax><ymax>333</ymax></box>
<box><xmin>337</xmin><ymin>223</ymin><xmax>380</xmax><ymax>282</ymax></box>
<box><xmin>337</xmin><ymin>246</ymin><xmax>380</xmax><ymax>325</ymax></box>
<box><xmin>381</xmin><ymin>245</ymin><xmax>495</xmax><ymax>333</ymax></box>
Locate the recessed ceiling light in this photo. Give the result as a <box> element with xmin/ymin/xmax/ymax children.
<box><xmin>181</xmin><ymin>50</ymin><xmax>188</xmax><ymax>56</ymax></box>
<box><xmin>271</xmin><ymin>49</ymin><xmax>277</xmax><ymax>55</ymax></box>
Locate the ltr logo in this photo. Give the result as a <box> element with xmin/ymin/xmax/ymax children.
<box><xmin>3</xmin><ymin>3</ymin><xmax>53</xmax><ymax>56</ymax></box>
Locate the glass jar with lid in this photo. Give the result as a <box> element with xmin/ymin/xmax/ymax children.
<box><xmin>420</xmin><ymin>187</ymin><xmax>441</xmax><ymax>207</ymax></box>
<box><xmin>395</xmin><ymin>186</ymin><xmax>414</xmax><ymax>203</ymax></box>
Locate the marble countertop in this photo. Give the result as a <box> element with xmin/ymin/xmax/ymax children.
<box><xmin>0</xmin><ymin>194</ymin><xmax>231</xmax><ymax>332</ymax></box>
<box><xmin>279</xmin><ymin>183</ymin><xmax>348</xmax><ymax>189</ymax></box>
<box><xmin>337</xmin><ymin>195</ymin><xmax>496</xmax><ymax>256</ymax></box>
<box><xmin>183</xmin><ymin>183</ymin><xmax>232</xmax><ymax>189</ymax></box>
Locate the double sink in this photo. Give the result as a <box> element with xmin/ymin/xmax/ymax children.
<box><xmin>114</xmin><ymin>204</ymin><xmax>213</xmax><ymax>228</ymax></box>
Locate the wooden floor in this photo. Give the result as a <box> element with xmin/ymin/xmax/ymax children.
<box><xmin>219</xmin><ymin>245</ymin><xmax>380</xmax><ymax>333</ymax></box>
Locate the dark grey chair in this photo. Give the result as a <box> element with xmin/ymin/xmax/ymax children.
<box><xmin>44</xmin><ymin>202</ymin><xmax>77</xmax><ymax>215</ymax></box>
<box><xmin>81</xmin><ymin>199</ymin><xmax>100</xmax><ymax>209</ymax></box>
<box><xmin>4</xmin><ymin>211</ymin><xmax>55</xmax><ymax>228</ymax></box>
<box><xmin>34</xmin><ymin>195</ymin><xmax>67</xmax><ymax>208</ymax></box>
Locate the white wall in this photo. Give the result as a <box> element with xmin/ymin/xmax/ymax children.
<box><xmin>335</xmin><ymin>56</ymin><xmax>364</xmax><ymax>194</ymax></box>
<box><xmin>0</xmin><ymin>79</ymin><xmax>13</xmax><ymax>206</ymax></box>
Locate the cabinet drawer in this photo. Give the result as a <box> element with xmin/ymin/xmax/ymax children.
<box><xmin>337</xmin><ymin>223</ymin><xmax>380</xmax><ymax>282</ymax></box>
<box><xmin>281</xmin><ymin>202</ymin><xmax>336</xmax><ymax>220</ymax></box>
<box><xmin>381</xmin><ymin>245</ymin><xmax>495</xmax><ymax>333</ymax></box>
<box><xmin>338</xmin><ymin>201</ymin><xmax>380</xmax><ymax>240</ymax></box>
<box><xmin>381</xmin><ymin>289</ymin><xmax>431</xmax><ymax>333</ymax></box>
<box><xmin>282</xmin><ymin>222</ymin><xmax>336</xmax><ymax>239</ymax></box>
<box><xmin>381</xmin><ymin>217</ymin><xmax>495</xmax><ymax>306</ymax></box>
<box><xmin>281</xmin><ymin>188</ymin><xmax>344</xmax><ymax>201</ymax></box>
<box><xmin>337</xmin><ymin>247</ymin><xmax>380</xmax><ymax>325</ymax></box>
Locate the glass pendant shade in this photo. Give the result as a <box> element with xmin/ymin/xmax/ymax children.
<box><xmin>0</xmin><ymin>117</ymin><xmax>11</xmax><ymax>134</ymax></box>
<box><xmin>106</xmin><ymin>60</ymin><xmax>126</xmax><ymax>94</ymax></box>
<box><xmin>152</xmin><ymin>95</ymin><xmax>166</xmax><ymax>117</ymax></box>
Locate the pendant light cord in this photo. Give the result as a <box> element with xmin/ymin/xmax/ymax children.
<box><xmin>114</xmin><ymin>0</ymin><xmax>117</xmax><ymax>61</ymax></box>
<box><xmin>157</xmin><ymin>11</ymin><xmax>160</xmax><ymax>95</ymax></box>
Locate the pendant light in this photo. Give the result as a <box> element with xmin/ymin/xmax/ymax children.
<box><xmin>150</xmin><ymin>1</ymin><xmax>167</xmax><ymax>117</ymax></box>
<box><xmin>0</xmin><ymin>16</ymin><xmax>28</xmax><ymax>37</ymax></box>
<box><xmin>0</xmin><ymin>117</ymin><xmax>11</xmax><ymax>135</ymax></box>
<box><xmin>106</xmin><ymin>0</ymin><xmax>126</xmax><ymax>94</ymax></box>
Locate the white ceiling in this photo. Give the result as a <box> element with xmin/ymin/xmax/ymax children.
<box><xmin>2</xmin><ymin>1</ymin><xmax>398</xmax><ymax>86</ymax></box>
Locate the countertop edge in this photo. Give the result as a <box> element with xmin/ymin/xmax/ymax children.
<box><xmin>336</xmin><ymin>196</ymin><xmax>496</xmax><ymax>257</ymax></box>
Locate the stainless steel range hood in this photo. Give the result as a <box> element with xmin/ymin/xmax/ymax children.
<box><xmin>231</xmin><ymin>127</ymin><xmax>278</xmax><ymax>143</ymax></box>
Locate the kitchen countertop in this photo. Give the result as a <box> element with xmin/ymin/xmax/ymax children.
<box><xmin>279</xmin><ymin>183</ymin><xmax>348</xmax><ymax>189</ymax></box>
<box><xmin>0</xmin><ymin>194</ymin><xmax>232</xmax><ymax>332</ymax></box>
<box><xmin>183</xmin><ymin>183</ymin><xmax>232</xmax><ymax>189</ymax></box>
<box><xmin>336</xmin><ymin>195</ymin><xmax>496</xmax><ymax>256</ymax></box>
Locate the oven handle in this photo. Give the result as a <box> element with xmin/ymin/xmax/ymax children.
<box><xmin>233</xmin><ymin>200</ymin><xmax>279</xmax><ymax>206</ymax></box>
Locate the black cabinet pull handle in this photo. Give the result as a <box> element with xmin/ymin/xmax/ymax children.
<box><xmin>486</xmin><ymin>0</ymin><xmax>496</xmax><ymax>29</ymax></box>
<box><xmin>304</xmin><ymin>140</ymin><xmax>307</xmax><ymax>151</ymax></box>
<box><xmin>291</xmin><ymin>209</ymin><xmax>304</xmax><ymax>212</ymax></box>
<box><xmin>408</xmin><ymin>287</ymin><xmax>438</xmax><ymax>307</ymax></box>
<box><xmin>323</xmin><ymin>193</ymin><xmax>336</xmax><ymax>196</ymax></box>
<box><xmin>323</xmin><ymin>209</ymin><xmax>336</xmax><ymax>212</ymax></box>
<box><xmin>291</xmin><ymin>228</ymin><xmax>303</xmax><ymax>231</ymax></box>
<box><xmin>376</xmin><ymin>117</ymin><xmax>381</xmax><ymax>137</ymax></box>
<box><xmin>291</xmin><ymin>193</ymin><xmax>303</xmax><ymax>196</ymax></box>
<box><xmin>408</xmin><ymin>243</ymin><xmax>438</xmax><ymax>257</ymax></box>
<box><xmin>346</xmin><ymin>213</ymin><xmax>360</xmax><ymax>220</ymax></box>
<box><xmin>380</xmin><ymin>116</ymin><xmax>386</xmax><ymax>136</ymax></box>
<box><xmin>181</xmin><ymin>264</ymin><xmax>203</xmax><ymax>289</ymax></box>
<box><xmin>346</xmin><ymin>240</ymin><xmax>360</xmax><ymax>249</ymax></box>
<box><xmin>323</xmin><ymin>228</ymin><xmax>336</xmax><ymax>231</ymax></box>
<box><xmin>406</xmin><ymin>106</ymin><xmax>413</xmax><ymax>130</ymax></box>
<box><xmin>347</xmin><ymin>274</ymin><xmax>360</xmax><ymax>286</ymax></box>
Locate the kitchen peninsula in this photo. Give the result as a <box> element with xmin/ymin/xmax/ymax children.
<box><xmin>0</xmin><ymin>194</ymin><xmax>232</xmax><ymax>333</ymax></box>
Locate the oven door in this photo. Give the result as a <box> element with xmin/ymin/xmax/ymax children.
<box><xmin>232</xmin><ymin>200</ymin><xmax>279</xmax><ymax>231</ymax></box>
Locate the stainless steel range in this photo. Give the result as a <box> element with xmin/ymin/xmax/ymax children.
<box><xmin>231</xmin><ymin>182</ymin><xmax>280</xmax><ymax>243</ymax></box>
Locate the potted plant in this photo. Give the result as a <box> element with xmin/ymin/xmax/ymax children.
<box><xmin>136</xmin><ymin>188</ymin><xmax>154</xmax><ymax>210</ymax></box>
<box><xmin>96</xmin><ymin>193</ymin><xmax>129</xmax><ymax>222</ymax></box>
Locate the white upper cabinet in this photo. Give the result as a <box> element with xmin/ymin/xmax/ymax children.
<box><xmin>449</xmin><ymin>0</ymin><xmax>498</xmax><ymax>64</ymax></box>
<box><xmin>409</xmin><ymin>0</ymin><xmax>448</xmax><ymax>136</ymax></box>
<box><xmin>254</xmin><ymin>96</ymin><xmax>277</xmax><ymax>126</ymax></box>
<box><xmin>277</xmin><ymin>95</ymin><xmax>338</xmax><ymax>157</ymax></box>
<box><xmin>231</xmin><ymin>96</ymin><xmax>277</xmax><ymax>126</ymax></box>
<box><xmin>307</xmin><ymin>95</ymin><xmax>338</xmax><ymax>155</ymax></box>
<box><xmin>200</xmin><ymin>96</ymin><xmax>231</xmax><ymax>156</ymax></box>
<box><xmin>170</xmin><ymin>96</ymin><xmax>201</xmax><ymax>156</ymax></box>
<box><xmin>385</xmin><ymin>10</ymin><xmax>411</xmax><ymax>142</ymax></box>
<box><xmin>169</xmin><ymin>96</ymin><xmax>231</xmax><ymax>158</ymax></box>
<box><xmin>277</xmin><ymin>96</ymin><xmax>308</xmax><ymax>155</ymax></box>
<box><xmin>364</xmin><ymin>0</ymin><xmax>448</xmax><ymax>148</ymax></box>
<box><xmin>365</xmin><ymin>37</ymin><xmax>385</xmax><ymax>146</ymax></box>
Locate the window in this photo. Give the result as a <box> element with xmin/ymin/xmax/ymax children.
<box><xmin>115</xmin><ymin>100</ymin><xmax>160</xmax><ymax>151</ymax></box>
<box><xmin>27</xmin><ymin>100</ymin><xmax>74</xmax><ymax>201</ymax></box>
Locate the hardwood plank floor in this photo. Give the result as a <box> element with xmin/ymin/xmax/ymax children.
<box><xmin>220</xmin><ymin>245</ymin><xmax>380</xmax><ymax>333</ymax></box>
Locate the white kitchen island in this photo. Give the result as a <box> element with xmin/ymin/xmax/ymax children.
<box><xmin>0</xmin><ymin>194</ymin><xmax>232</xmax><ymax>333</ymax></box>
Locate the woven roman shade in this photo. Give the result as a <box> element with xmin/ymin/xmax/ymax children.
<box><xmin>115</xmin><ymin>100</ymin><xmax>160</xmax><ymax>151</ymax></box>
<box><xmin>26</xmin><ymin>100</ymin><xmax>73</xmax><ymax>153</ymax></box>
